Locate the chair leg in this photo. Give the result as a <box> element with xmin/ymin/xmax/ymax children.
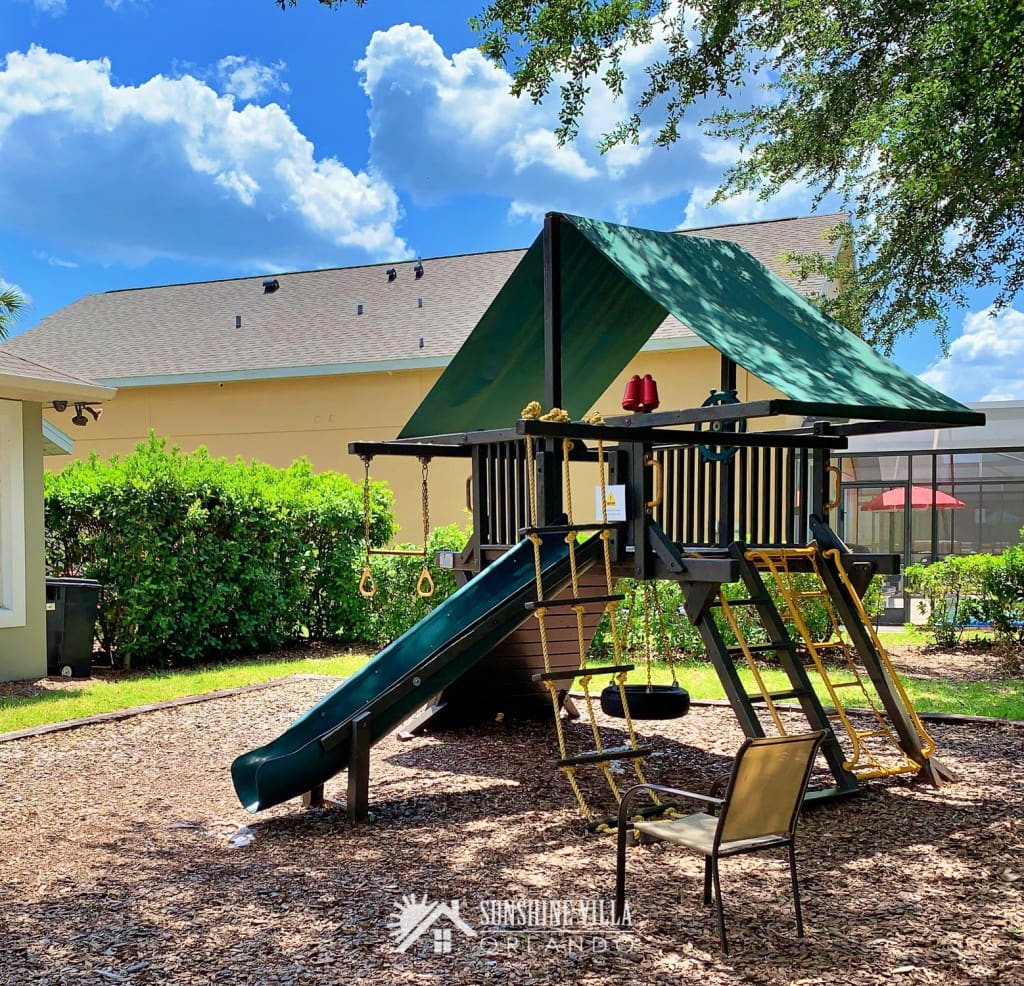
<box><xmin>789</xmin><ymin>842</ymin><xmax>805</xmax><ymax>937</ymax></box>
<box><xmin>711</xmin><ymin>855</ymin><xmax>728</xmax><ymax>954</ymax></box>
<box><xmin>703</xmin><ymin>855</ymin><xmax>713</xmax><ymax>906</ymax></box>
<box><xmin>614</xmin><ymin>820</ymin><xmax>629</xmax><ymax>924</ymax></box>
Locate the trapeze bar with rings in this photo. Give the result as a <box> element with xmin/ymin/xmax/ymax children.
<box><xmin>358</xmin><ymin>454</ymin><xmax>435</xmax><ymax>600</ymax></box>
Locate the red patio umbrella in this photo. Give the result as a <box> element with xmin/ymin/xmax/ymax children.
<box><xmin>860</xmin><ymin>485</ymin><xmax>966</xmax><ymax>511</ymax></box>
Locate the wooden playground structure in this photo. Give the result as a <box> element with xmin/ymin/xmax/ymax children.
<box><xmin>234</xmin><ymin>212</ymin><xmax>985</xmax><ymax>827</ymax></box>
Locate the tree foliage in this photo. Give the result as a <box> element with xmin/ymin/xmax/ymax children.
<box><xmin>471</xmin><ymin>1</ymin><xmax>1024</xmax><ymax>354</ymax></box>
<box><xmin>282</xmin><ymin>0</ymin><xmax>1024</xmax><ymax>354</ymax></box>
<box><xmin>0</xmin><ymin>283</ymin><xmax>25</xmax><ymax>341</ymax></box>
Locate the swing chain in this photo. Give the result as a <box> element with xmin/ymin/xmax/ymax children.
<box><xmin>359</xmin><ymin>455</ymin><xmax>376</xmax><ymax>599</ymax></box>
<box><xmin>416</xmin><ymin>456</ymin><xmax>434</xmax><ymax>599</ymax></box>
<box><xmin>419</xmin><ymin>457</ymin><xmax>431</xmax><ymax>550</ymax></box>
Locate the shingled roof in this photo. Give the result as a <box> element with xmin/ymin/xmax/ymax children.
<box><xmin>0</xmin><ymin>349</ymin><xmax>113</xmax><ymax>403</ymax></box>
<box><xmin>3</xmin><ymin>213</ymin><xmax>848</xmax><ymax>386</ymax></box>
<box><xmin>683</xmin><ymin>213</ymin><xmax>847</xmax><ymax>291</ymax></box>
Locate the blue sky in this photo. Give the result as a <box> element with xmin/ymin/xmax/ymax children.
<box><xmin>3</xmin><ymin>0</ymin><xmax>1022</xmax><ymax>401</ymax></box>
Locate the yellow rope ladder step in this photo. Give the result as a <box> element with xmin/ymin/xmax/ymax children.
<box><xmin>520</xmin><ymin>402</ymin><xmax>663</xmax><ymax>831</ymax></box>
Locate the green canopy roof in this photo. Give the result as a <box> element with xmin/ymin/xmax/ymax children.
<box><xmin>400</xmin><ymin>213</ymin><xmax>974</xmax><ymax>439</ymax></box>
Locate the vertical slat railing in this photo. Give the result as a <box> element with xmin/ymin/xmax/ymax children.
<box><xmin>652</xmin><ymin>440</ymin><xmax>818</xmax><ymax>551</ymax></box>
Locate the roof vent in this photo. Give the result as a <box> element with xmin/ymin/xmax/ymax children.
<box><xmin>417</xmin><ymin>297</ymin><xmax>423</xmax><ymax>309</ymax></box>
<box><xmin>386</xmin><ymin>268</ymin><xmax>397</xmax><ymax>283</ymax></box>
<box><xmin>262</xmin><ymin>278</ymin><xmax>280</xmax><ymax>294</ymax></box>
<box><xmin>419</xmin><ymin>337</ymin><xmax>424</xmax><ymax>349</ymax></box>
<box><xmin>235</xmin><ymin>315</ymin><xmax>242</xmax><ymax>329</ymax></box>
<box><xmin>357</xmin><ymin>303</ymin><xmax>364</xmax><ymax>315</ymax></box>
<box><xmin>413</xmin><ymin>260</ymin><xmax>424</xmax><ymax>279</ymax></box>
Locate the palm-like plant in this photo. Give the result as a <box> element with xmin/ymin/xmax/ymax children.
<box><xmin>0</xmin><ymin>284</ymin><xmax>25</xmax><ymax>341</ymax></box>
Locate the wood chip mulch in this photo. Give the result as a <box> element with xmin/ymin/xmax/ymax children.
<box><xmin>1</xmin><ymin>672</ymin><xmax>1022</xmax><ymax>986</ymax></box>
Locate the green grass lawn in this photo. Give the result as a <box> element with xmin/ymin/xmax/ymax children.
<box><xmin>629</xmin><ymin>659</ymin><xmax>1024</xmax><ymax>720</ymax></box>
<box><xmin>0</xmin><ymin>649</ymin><xmax>370</xmax><ymax>734</ymax></box>
<box><xmin>1</xmin><ymin>643</ymin><xmax>1021</xmax><ymax>735</ymax></box>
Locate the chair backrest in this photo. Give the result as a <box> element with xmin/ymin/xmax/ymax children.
<box><xmin>716</xmin><ymin>732</ymin><xmax>825</xmax><ymax>846</ymax></box>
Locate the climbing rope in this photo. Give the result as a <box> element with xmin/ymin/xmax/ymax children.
<box><xmin>521</xmin><ymin>401</ymin><xmax>592</xmax><ymax>819</ymax></box>
<box><xmin>619</xmin><ymin>581</ymin><xmax>681</xmax><ymax>692</ymax></box>
<box><xmin>522</xmin><ymin>402</ymin><xmax>657</xmax><ymax>829</ymax></box>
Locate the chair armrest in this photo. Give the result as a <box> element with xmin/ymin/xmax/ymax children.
<box><xmin>709</xmin><ymin>773</ymin><xmax>731</xmax><ymax>799</ymax></box>
<box><xmin>616</xmin><ymin>783</ymin><xmax>723</xmax><ymax>829</ymax></box>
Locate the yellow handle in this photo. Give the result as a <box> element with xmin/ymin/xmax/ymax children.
<box><xmin>416</xmin><ymin>566</ymin><xmax>435</xmax><ymax>599</ymax></box>
<box><xmin>824</xmin><ymin>465</ymin><xmax>842</xmax><ymax>511</ymax></box>
<box><xmin>644</xmin><ymin>457</ymin><xmax>664</xmax><ymax>510</ymax></box>
<box><xmin>465</xmin><ymin>475</ymin><xmax>473</xmax><ymax>515</ymax></box>
<box><xmin>358</xmin><ymin>565</ymin><xmax>376</xmax><ymax>599</ymax></box>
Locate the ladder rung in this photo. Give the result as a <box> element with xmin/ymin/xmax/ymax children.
<box><xmin>533</xmin><ymin>664</ymin><xmax>635</xmax><ymax>683</ymax></box>
<box><xmin>713</xmin><ymin>597</ymin><xmax>766</xmax><ymax>607</ymax></box>
<box><xmin>727</xmin><ymin>643</ymin><xmax>785</xmax><ymax>656</ymax></box>
<box><xmin>853</xmin><ymin>729</ymin><xmax>892</xmax><ymax>740</ymax></box>
<box><xmin>557</xmin><ymin>745</ymin><xmax>653</xmax><ymax>768</ymax></box>
<box><xmin>519</xmin><ymin>523</ymin><xmax>621</xmax><ymax>536</ymax></box>
<box><xmin>747</xmin><ymin>688</ymin><xmax>811</xmax><ymax>703</ymax></box>
<box><xmin>526</xmin><ymin>593</ymin><xmax>624</xmax><ymax>610</ymax></box>
<box><xmin>829</xmin><ymin>681</ymin><xmax>863</xmax><ymax>689</ymax></box>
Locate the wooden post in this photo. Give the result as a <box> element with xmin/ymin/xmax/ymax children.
<box><xmin>347</xmin><ymin>711</ymin><xmax>372</xmax><ymax>823</ymax></box>
<box><xmin>302</xmin><ymin>784</ymin><xmax>325</xmax><ymax>809</ymax></box>
<box><xmin>543</xmin><ymin>212</ymin><xmax>563</xmax><ymax>412</ymax></box>
<box><xmin>539</xmin><ymin>212</ymin><xmax>565</xmax><ymax>526</ymax></box>
<box><xmin>718</xmin><ymin>356</ymin><xmax>738</xmax><ymax>545</ymax></box>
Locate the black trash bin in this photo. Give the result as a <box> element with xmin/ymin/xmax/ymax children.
<box><xmin>45</xmin><ymin>577</ymin><xmax>101</xmax><ymax>678</ymax></box>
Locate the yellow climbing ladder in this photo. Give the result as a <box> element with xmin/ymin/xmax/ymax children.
<box><xmin>747</xmin><ymin>545</ymin><xmax>936</xmax><ymax>781</ymax></box>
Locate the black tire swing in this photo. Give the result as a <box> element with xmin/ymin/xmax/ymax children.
<box><xmin>601</xmin><ymin>581</ymin><xmax>690</xmax><ymax>720</ymax></box>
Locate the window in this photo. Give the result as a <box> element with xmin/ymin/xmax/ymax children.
<box><xmin>0</xmin><ymin>399</ymin><xmax>26</xmax><ymax>628</ymax></box>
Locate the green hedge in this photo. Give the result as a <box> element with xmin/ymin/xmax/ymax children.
<box><xmin>45</xmin><ymin>435</ymin><xmax>394</xmax><ymax>668</ymax></box>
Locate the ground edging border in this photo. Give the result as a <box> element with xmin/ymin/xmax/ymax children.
<box><xmin>0</xmin><ymin>674</ymin><xmax>343</xmax><ymax>744</ymax></box>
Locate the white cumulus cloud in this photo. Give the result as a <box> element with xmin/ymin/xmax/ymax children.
<box><xmin>920</xmin><ymin>307</ymin><xmax>1024</xmax><ymax>401</ymax></box>
<box><xmin>356</xmin><ymin>23</ymin><xmax>751</xmax><ymax>226</ymax></box>
<box><xmin>216</xmin><ymin>55</ymin><xmax>290</xmax><ymax>102</ymax></box>
<box><xmin>0</xmin><ymin>46</ymin><xmax>406</xmax><ymax>270</ymax></box>
<box><xmin>680</xmin><ymin>182</ymin><xmax>815</xmax><ymax>231</ymax></box>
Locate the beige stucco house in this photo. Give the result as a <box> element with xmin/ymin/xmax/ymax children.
<box><xmin>0</xmin><ymin>351</ymin><xmax>113</xmax><ymax>681</ymax></box>
<box><xmin>3</xmin><ymin>214</ymin><xmax>846</xmax><ymax>538</ymax></box>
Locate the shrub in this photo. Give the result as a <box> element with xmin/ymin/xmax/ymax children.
<box><xmin>904</xmin><ymin>554</ymin><xmax>996</xmax><ymax>647</ymax></box>
<box><xmin>974</xmin><ymin>544</ymin><xmax>1024</xmax><ymax>645</ymax></box>
<box><xmin>44</xmin><ymin>435</ymin><xmax>394</xmax><ymax>667</ymax></box>
<box><xmin>588</xmin><ymin>580</ymin><xmax>703</xmax><ymax>666</ymax></box>
<box><xmin>260</xmin><ymin>459</ymin><xmax>393</xmax><ymax>643</ymax></box>
<box><xmin>588</xmin><ymin>570</ymin><xmax>887</xmax><ymax>667</ymax></box>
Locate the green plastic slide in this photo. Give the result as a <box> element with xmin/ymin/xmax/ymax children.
<box><xmin>232</xmin><ymin>532</ymin><xmax>594</xmax><ymax>812</ymax></box>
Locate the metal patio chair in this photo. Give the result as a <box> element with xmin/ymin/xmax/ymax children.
<box><xmin>614</xmin><ymin>731</ymin><xmax>826</xmax><ymax>953</ymax></box>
